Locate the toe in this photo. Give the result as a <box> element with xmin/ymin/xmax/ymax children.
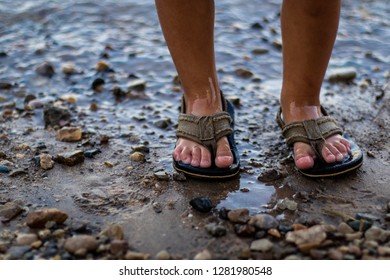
<box><xmin>293</xmin><ymin>143</ymin><xmax>315</xmax><ymax>170</ymax></box>
<box><xmin>215</xmin><ymin>138</ymin><xmax>233</xmax><ymax>168</ymax></box>
<box><xmin>180</xmin><ymin>147</ymin><xmax>192</xmax><ymax>164</ymax></box>
<box><xmin>199</xmin><ymin>147</ymin><xmax>212</xmax><ymax>168</ymax></box>
<box><xmin>190</xmin><ymin>146</ymin><xmax>201</xmax><ymax>167</ymax></box>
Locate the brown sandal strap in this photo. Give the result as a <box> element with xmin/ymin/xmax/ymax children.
<box><xmin>276</xmin><ymin>107</ymin><xmax>343</xmax><ymax>161</ymax></box>
<box><xmin>176</xmin><ymin>93</ymin><xmax>233</xmax><ymax>159</ymax></box>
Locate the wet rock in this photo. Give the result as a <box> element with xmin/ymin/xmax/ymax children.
<box><xmin>54</xmin><ymin>150</ymin><xmax>85</xmax><ymax>166</ymax></box>
<box><xmin>9</xmin><ymin>169</ymin><xmax>28</xmax><ymax>177</ymax></box>
<box><xmin>0</xmin><ymin>165</ymin><xmax>10</xmax><ymax>173</ymax></box>
<box><xmin>257</xmin><ymin>168</ymin><xmax>283</xmax><ymax>182</ymax></box>
<box><xmin>154</xmin><ymin>171</ymin><xmax>169</xmax><ymax>181</ymax></box>
<box><xmin>128</xmin><ymin>79</ymin><xmax>146</xmax><ymax>91</ymax></box>
<box><xmin>218</xmin><ymin>207</ymin><xmax>230</xmax><ymax>220</ymax></box>
<box><xmin>64</xmin><ymin>235</ymin><xmax>98</xmax><ymax>256</ymax></box>
<box><xmin>0</xmin><ymin>202</ymin><xmax>23</xmax><ymax>222</ymax></box>
<box><xmin>15</xmin><ymin>233</ymin><xmax>39</xmax><ymax>246</ymax></box>
<box><xmin>27</xmin><ymin>99</ymin><xmax>45</xmax><ymax>110</ymax></box>
<box><xmin>110</xmin><ymin>240</ymin><xmax>128</xmax><ymax>256</ymax></box>
<box><xmin>0</xmin><ymin>82</ymin><xmax>12</xmax><ymax>89</ymax></box>
<box><xmin>172</xmin><ymin>172</ymin><xmax>186</xmax><ymax>181</ymax></box>
<box><xmin>227</xmin><ymin>208</ymin><xmax>250</xmax><ymax>223</ymax></box>
<box><xmin>99</xmin><ymin>224</ymin><xmax>124</xmax><ymax>240</ymax></box>
<box><xmin>56</xmin><ymin>127</ymin><xmax>82</xmax><ymax>142</ymax></box>
<box><xmin>92</xmin><ymin>78</ymin><xmax>105</xmax><ymax>91</ymax></box>
<box><xmin>234</xmin><ymin>224</ymin><xmax>256</xmax><ymax>237</ymax></box>
<box><xmin>26</xmin><ymin>208</ymin><xmax>68</xmax><ymax>228</ymax></box>
<box><xmin>131</xmin><ymin>145</ymin><xmax>149</xmax><ymax>153</ymax></box>
<box><xmin>206</xmin><ymin>223</ymin><xmax>227</xmax><ymax>237</ymax></box>
<box><xmin>194</xmin><ymin>249</ymin><xmax>212</xmax><ymax>260</ymax></box>
<box><xmin>154</xmin><ymin>119</ymin><xmax>172</xmax><ymax>129</ymax></box>
<box><xmin>355</xmin><ymin>213</ymin><xmax>381</xmax><ymax>222</ymax></box>
<box><xmin>276</xmin><ymin>198</ymin><xmax>298</xmax><ymax>211</ymax></box>
<box><xmin>248</xmin><ymin>214</ymin><xmax>279</xmax><ymax>230</ymax></box>
<box><xmin>347</xmin><ymin>219</ymin><xmax>372</xmax><ymax>232</ymax></box>
<box><xmin>62</xmin><ymin>62</ymin><xmax>77</xmax><ymax>75</ymax></box>
<box><xmin>152</xmin><ymin>202</ymin><xmax>163</xmax><ymax>213</ymax></box>
<box><xmin>286</xmin><ymin>225</ymin><xmax>331</xmax><ymax>248</ymax></box>
<box><xmin>39</xmin><ymin>154</ymin><xmax>54</xmax><ymax>170</ymax></box>
<box><xmin>112</xmin><ymin>86</ymin><xmax>126</xmax><ymax>99</ymax></box>
<box><xmin>364</xmin><ymin>226</ymin><xmax>390</xmax><ymax>242</ymax></box>
<box><xmin>189</xmin><ymin>197</ymin><xmax>213</xmax><ymax>213</ymax></box>
<box><xmin>84</xmin><ymin>149</ymin><xmax>101</xmax><ymax>158</ymax></box>
<box><xmin>156</xmin><ymin>250</ymin><xmax>170</xmax><ymax>260</ymax></box>
<box><xmin>6</xmin><ymin>246</ymin><xmax>32</xmax><ymax>260</ymax></box>
<box><xmin>125</xmin><ymin>251</ymin><xmax>149</xmax><ymax>260</ymax></box>
<box><xmin>328</xmin><ymin>67</ymin><xmax>357</xmax><ymax>83</ymax></box>
<box><xmin>251</xmin><ymin>48</ymin><xmax>269</xmax><ymax>55</ymax></box>
<box><xmin>96</xmin><ymin>61</ymin><xmax>111</xmax><ymax>72</ymax></box>
<box><xmin>268</xmin><ymin>228</ymin><xmax>282</xmax><ymax>238</ymax></box>
<box><xmin>60</xmin><ymin>94</ymin><xmax>77</xmax><ymax>104</ymax></box>
<box><xmin>43</xmin><ymin>106</ymin><xmax>71</xmax><ymax>128</ymax></box>
<box><xmin>36</xmin><ymin>62</ymin><xmax>55</xmax><ymax>78</ymax></box>
<box><xmin>337</xmin><ymin>222</ymin><xmax>355</xmax><ymax>234</ymax></box>
<box><xmin>129</xmin><ymin>152</ymin><xmax>145</xmax><ymax>162</ymax></box>
<box><xmin>250</xmin><ymin>239</ymin><xmax>273</xmax><ymax>252</ymax></box>
<box><xmin>235</xmin><ymin>68</ymin><xmax>254</xmax><ymax>78</ymax></box>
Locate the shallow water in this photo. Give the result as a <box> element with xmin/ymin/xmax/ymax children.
<box><xmin>0</xmin><ymin>0</ymin><xmax>389</xmax><ymax>217</ymax></box>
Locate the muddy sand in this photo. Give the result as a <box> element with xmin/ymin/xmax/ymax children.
<box><xmin>0</xmin><ymin>0</ymin><xmax>389</xmax><ymax>260</ymax></box>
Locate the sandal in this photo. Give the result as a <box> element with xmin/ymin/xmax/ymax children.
<box><xmin>276</xmin><ymin>106</ymin><xmax>363</xmax><ymax>177</ymax></box>
<box><xmin>173</xmin><ymin>92</ymin><xmax>240</xmax><ymax>179</ymax></box>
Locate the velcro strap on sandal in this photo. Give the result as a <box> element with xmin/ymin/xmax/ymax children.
<box><xmin>282</xmin><ymin>116</ymin><xmax>343</xmax><ymax>160</ymax></box>
<box><xmin>176</xmin><ymin>112</ymin><xmax>233</xmax><ymax>158</ymax></box>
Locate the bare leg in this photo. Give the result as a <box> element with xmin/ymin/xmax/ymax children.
<box><xmin>280</xmin><ymin>0</ymin><xmax>351</xmax><ymax>169</ymax></box>
<box><xmin>155</xmin><ymin>0</ymin><xmax>233</xmax><ymax>168</ymax></box>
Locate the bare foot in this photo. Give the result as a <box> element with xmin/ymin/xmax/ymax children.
<box><xmin>173</xmin><ymin>95</ymin><xmax>233</xmax><ymax>168</ymax></box>
<box><xmin>282</xmin><ymin>105</ymin><xmax>351</xmax><ymax>170</ymax></box>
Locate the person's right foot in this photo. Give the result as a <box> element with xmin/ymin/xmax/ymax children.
<box><xmin>173</xmin><ymin>95</ymin><xmax>234</xmax><ymax>168</ymax></box>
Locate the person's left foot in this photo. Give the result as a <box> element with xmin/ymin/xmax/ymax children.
<box><xmin>281</xmin><ymin>105</ymin><xmax>351</xmax><ymax>170</ymax></box>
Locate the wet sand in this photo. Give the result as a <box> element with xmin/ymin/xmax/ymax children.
<box><xmin>0</xmin><ymin>0</ymin><xmax>389</xmax><ymax>259</ymax></box>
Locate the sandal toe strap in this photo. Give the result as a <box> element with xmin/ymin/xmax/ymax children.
<box><xmin>282</xmin><ymin>116</ymin><xmax>343</xmax><ymax>160</ymax></box>
<box><xmin>176</xmin><ymin>112</ymin><xmax>233</xmax><ymax>158</ymax></box>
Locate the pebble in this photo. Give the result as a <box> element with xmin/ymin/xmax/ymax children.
<box><xmin>194</xmin><ymin>249</ymin><xmax>212</xmax><ymax>260</ymax></box>
<box><xmin>227</xmin><ymin>208</ymin><xmax>250</xmax><ymax>223</ymax></box>
<box><xmin>234</xmin><ymin>224</ymin><xmax>256</xmax><ymax>237</ymax></box>
<box><xmin>92</xmin><ymin>78</ymin><xmax>105</xmax><ymax>92</ymax></box>
<box><xmin>206</xmin><ymin>223</ymin><xmax>227</xmax><ymax>237</ymax></box>
<box><xmin>6</xmin><ymin>245</ymin><xmax>32</xmax><ymax>260</ymax></box>
<box><xmin>276</xmin><ymin>198</ymin><xmax>298</xmax><ymax>211</ymax></box>
<box><xmin>250</xmin><ymin>239</ymin><xmax>273</xmax><ymax>252</ymax></box>
<box><xmin>26</xmin><ymin>208</ymin><xmax>68</xmax><ymax>228</ymax></box>
<box><xmin>154</xmin><ymin>171</ymin><xmax>169</xmax><ymax>181</ymax></box>
<box><xmin>128</xmin><ymin>79</ymin><xmax>146</xmax><ymax>91</ymax></box>
<box><xmin>152</xmin><ymin>202</ymin><xmax>163</xmax><ymax>213</ymax></box>
<box><xmin>61</xmin><ymin>62</ymin><xmax>77</xmax><ymax>75</ymax></box>
<box><xmin>99</xmin><ymin>224</ymin><xmax>124</xmax><ymax>241</ymax></box>
<box><xmin>109</xmin><ymin>240</ymin><xmax>129</xmax><ymax>256</ymax></box>
<box><xmin>0</xmin><ymin>201</ymin><xmax>23</xmax><ymax>222</ymax></box>
<box><xmin>267</xmin><ymin>228</ymin><xmax>282</xmax><ymax>238</ymax></box>
<box><xmin>84</xmin><ymin>149</ymin><xmax>101</xmax><ymax>158</ymax></box>
<box><xmin>235</xmin><ymin>68</ymin><xmax>254</xmax><ymax>78</ymax></box>
<box><xmin>64</xmin><ymin>235</ymin><xmax>98</xmax><ymax>256</ymax></box>
<box><xmin>39</xmin><ymin>154</ymin><xmax>54</xmax><ymax>170</ymax></box>
<box><xmin>172</xmin><ymin>172</ymin><xmax>186</xmax><ymax>181</ymax></box>
<box><xmin>15</xmin><ymin>233</ymin><xmax>39</xmax><ymax>246</ymax></box>
<box><xmin>131</xmin><ymin>145</ymin><xmax>150</xmax><ymax>153</ymax></box>
<box><xmin>54</xmin><ymin>150</ymin><xmax>85</xmax><ymax>166</ymax></box>
<box><xmin>124</xmin><ymin>251</ymin><xmax>149</xmax><ymax>260</ymax></box>
<box><xmin>337</xmin><ymin>222</ymin><xmax>355</xmax><ymax>234</ymax></box>
<box><xmin>0</xmin><ymin>165</ymin><xmax>10</xmax><ymax>173</ymax></box>
<box><xmin>36</xmin><ymin>62</ymin><xmax>55</xmax><ymax>78</ymax></box>
<box><xmin>9</xmin><ymin>169</ymin><xmax>28</xmax><ymax>177</ymax></box>
<box><xmin>347</xmin><ymin>219</ymin><xmax>372</xmax><ymax>232</ymax></box>
<box><xmin>156</xmin><ymin>250</ymin><xmax>170</xmax><ymax>260</ymax></box>
<box><xmin>364</xmin><ymin>226</ymin><xmax>390</xmax><ymax>242</ymax></box>
<box><xmin>328</xmin><ymin>67</ymin><xmax>357</xmax><ymax>83</ymax></box>
<box><xmin>248</xmin><ymin>214</ymin><xmax>279</xmax><ymax>230</ymax></box>
<box><xmin>129</xmin><ymin>152</ymin><xmax>145</xmax><ymax>162</ymax></box>
<box><xmin>257</xmin><ymin>168</ymin><xmax>283</xmax><ymax>182</ymax></box>
<box><xmin>56</xmin><ymin>127</ymin><xmax>82</xmax><ymax>142</ymax></box>
<box><xmin>59</xmin><ymin>94</ymin><xmax>77</xmax><ymax>104</ymax></box>
<box><xmin>43</xmin><ymin>106</ymin><xmax>71</xmax><ymax>128</ymax></box>
<box><xmin>286</xmin><ymin>225</ymin><xmax>329</xmax><ymax>247</ymax></box>
<box><xmin>189</xmin><ymin>197</ymin><xmax>213</xmax><ymax>213</ymax></box>
<box><xmin>96</xmin><ymin>61</ymin><xmax>110</xmax><ymax>72</ymax></box>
